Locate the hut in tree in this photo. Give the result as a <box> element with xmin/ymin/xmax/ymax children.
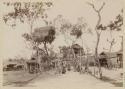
<box><xmin>26</xmin><ymin>26</ymin><xmax>56</xmax><ymax>73</ymax></box>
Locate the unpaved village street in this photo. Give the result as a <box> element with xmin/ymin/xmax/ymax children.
<box><xmin>26</xmin><ymin>71</ymin><xmax>115</xmax><ymax>88</ymax></box>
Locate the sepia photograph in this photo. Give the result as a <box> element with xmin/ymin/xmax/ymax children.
<box><xmin>0</xmin><ymin>0</ymin><xmax>124</xmax><ymax>88</ymax></box>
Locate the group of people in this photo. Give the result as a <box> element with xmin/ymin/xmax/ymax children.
<box><xmin>55</xmin><ymin>60</ymin><xmax>72</xmax><ymax>74</ymax></box>
<box><xmin>54</xmin><ymin>59</ymin><xmax>86</xmax><ymax>74</ymax></box>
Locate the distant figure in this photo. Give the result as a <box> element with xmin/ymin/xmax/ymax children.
<box><xmin>62</xmin><ymin>66</ymin><xmax>66</xmax><ymax>74</ymax></box>
<box><xmin>67</xmin><ymin>64</ymin><xmax>71</xmax><ymax>71</ymax></box>
<box><xmin>62</xmin><ymin>62</ymin><xmax>66</xmax><ymax>74</ymax></box>
<box><xmin>99</xmin><ymin>58</ymin><xmax>108</xmax><ymax>68</ymax></box>
<box><xmin>77</xmin><ymin>65</ymin><xmax>81</xmax><ymax>72</ymax></box>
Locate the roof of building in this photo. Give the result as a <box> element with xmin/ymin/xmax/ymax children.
<box><xmin>33</xmin><ymin>26</ymin><xmax>55</xmax><ymax>37</ymax></box>
<box><xmin>31</xmin><ymin>26</ymin><xmax>55</xmax><ymax>43</ymax></box>
<box><xmin>72</xmin><ymin>44</ymin><xmax>83</xmax><ymax>49</ymax></box>
<box><xmin>99</xmin><ymin>51</ymin><xmax>123</xmax><ymax>59</ymax></box>
<box><xmin>27</xmin><ymin>59</ymin><xmax>38</xmax><ymax>63</ymax></box>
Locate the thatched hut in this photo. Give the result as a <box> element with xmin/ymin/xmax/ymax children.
<box><xmin>71</xmin><ymin>44</ymin><xmax>85</xmax><ymax>56</ymax></box>
<box><xmin>27</xmin><ymin>58</ymin><xmax>40</xmax><ymax>73</ymax></box>
<box><xmin>99</xmin><ymin>51</ymin><xmax>123</xmax><ymax>68</ymax></box>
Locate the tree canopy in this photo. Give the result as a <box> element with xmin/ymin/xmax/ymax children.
<box><xmin>3</xmin><ymin>2</ymin><xmax>53</xmax><ymax>28</ymax></box>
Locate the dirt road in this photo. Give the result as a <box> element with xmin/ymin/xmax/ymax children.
<box><xmin>25</xmin><ymin>71</ymin><xmax>115</xmax><ymax>88</ymax></box>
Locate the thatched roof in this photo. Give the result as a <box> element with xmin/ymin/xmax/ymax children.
<box><xmin>3</xmin><ymin>61</ymin><xmax>24</xmax><ymax>67</ymax></box>
<box><xmin>32</xmin><ymin>26</ymin><xmax>55</xmax><ymax>42</ymax></box>
<box><xmin>99</xmin><ymin>51</ymin><xmax>123</xmax><ymax>59</ymax></box>
<box><xmin>72</xmin><ymin>44</ymin><xmax>83</xmax><ymax>49</ymax></box>
<box><xmin>33</xmin><ymin>26</ymin><xmax>55</xmax><ymax>37</ymax></box>
<box><xmin>27</xmin><ymin>60</ymin><xmax>38</xmax><ymax>63</ymax></box>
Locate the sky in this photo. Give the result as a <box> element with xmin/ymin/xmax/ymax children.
<box><xmin>0</xmin><ymin>0</ymin><xmax>123</xmax><ymax>60</ymax></box>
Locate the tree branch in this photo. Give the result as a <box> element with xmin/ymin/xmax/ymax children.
<box><xmin>87</xmin><ymin>2</ymin><xmax>105</xmax><ymax>37</ymax></box>
<box><xmin>99</xmin><ymin>2</ymin><xmax>105</xmax><ymax>12</ymax></box>
<box><xmin>87</xmin><ymin>2</ymin><xmax>105</xmax><ymax>13</ymax></box>
<box><xmin>87</xmin><ymin>2</ymin><xmax>98</xmax><ymax>12</ymax></box>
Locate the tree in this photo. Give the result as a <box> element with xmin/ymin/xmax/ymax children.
<box><xmin>87</xmin><ymin>2</ymin><xmax>106</xmax><ymax>78</ymax></box>
<box><xmin>107</xmin><ymin>10</ymin><xmax>123</xmax><ymax>53</ymax></box>
<box><xmin>55</xmin><ymin>16</ymin><xmax>88</xmax><ymax>71</ymax></box>
<box><xmin>107</xmin><ymin>38</ymin><xmax>116</xmax><ymax>53</ymax></box>
<box><xmin>3</xmin><ymin>1</ymin><xmax>54</xmax><ymax>62</ymax></box>
<box><xmin>3</xmin><ymin>2</ymin><xmax>53</xmax><ymax>31</ymax></box>
<box><xmin>22</xmin><ymin>26</ymin><xmax>56</xmax><ymax>56</ymax></box>
<box><xmin>54</xmin><ymin>15</ymin><xmax>73</xmax><ymax>45</ymax></box>
<box><xmin>56</xmin><ymin>16</ymin><xmax>87</xmax><ymax>48</ymax></box>
<box><xmin>106</xmin><ymin>10</ymin><xmax>123</xmax><ymax>69</ymax></box>
<box><xmin>87</xmin><ymin>1</ymin><xmax>123</xmax><ymax>78</ymax></box>
<box><xmin>22</xmin><ymin>26</ymin><xmax>56</xmax><ymax>72</ymax></box>
<box><xmin>119</xmin><ymin>36</ymin><xmax>123</xmax><ymax>52</ymax></box>
<box><xmin>70</xmin><ymin>17</ymin><xmax>86</xmax><ymax>42</ymax></box>
<box><xmin>70</xmin><ymin>18</ymin><xmax>87</xmax><ymax>71</ymax></box>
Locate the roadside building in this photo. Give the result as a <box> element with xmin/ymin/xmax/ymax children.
<box><xmin>3</xmin><ymin>59</ymin><xmax>25</xmax><ymax>71</ymax></box>
<box><xmin>99</xmin><ymin>51</ymin><xmax>123</xmax><ymax>68</ymax></box>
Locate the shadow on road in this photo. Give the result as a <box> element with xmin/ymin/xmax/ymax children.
<box><xmin>101</xmin><ymin>76</ymin><xmax>123</xmax><ymax>87</ymax></box>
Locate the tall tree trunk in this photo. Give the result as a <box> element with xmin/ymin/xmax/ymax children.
<box><xmin>95</xmin><ymin>34</ymin><xmax>102</xmax><ymax>78</ymax></box>
<box><xmin>87</xmin><ymin>2</ymin><xmax>105</xmax><ymax>79</ymax></box>
<box><xmin>81</xmin><ymin>37</ymin><xmax>85</xmax><ymax>71</ymax></box>
<box><xmin>81</xmin><ymin>37</ymin><xmax>88</xmax><ymax>72</ymax></box>
<box><xmin>79</xmin><ymin>47</ymin><xmax>82</xmax><ymax>73</ymax></box>
<box><xmin>108</xmin><ymin>31</ymin><xmax>116</xmax><ymax>69</ymax></box>
<box><xmin>44</xmin><ymin>42</ymin><xmax>49</xmax><ymax>56</ymax></box>
<box><xmin>120</xmin><ymin>36</ymin><xmax>123</xmax><ymax>51</ymax></box>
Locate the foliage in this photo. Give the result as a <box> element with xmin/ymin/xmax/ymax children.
<box><xmin>22</xmin><ymin>26</ymin><xmax>56</xmax><ymax>56</ymax></box>
<box><xmin>44</xmin><ymin>27</ymin><xmax>56</xmax><ymax>44</ymax></box>
<box><xmin>22</xmin><ymin>33</ymin><xmax>32</xmax><ymax>41</ymax></box>
<box><xmin>107</xmin><ymin>10</ymin><xmax>123</xmax><ymax>31</ymax></box>
<box><xmin>70</xmin><ymin>25</ymin><xmax>83</xmax><ymax>38</ymax></box>
<box><xmin>106</xmin><ymin>10</ymin><xmax>123</xmax><ymax>52</ymax></box>
<box><xmin>70</xmin><ymin>18</ymin><xmax>86</xmax><ymax>38</ymax></box>
<box><xmin>22</xmin><ymin>26</ymin><xmax>56</xmax><ymax>44</ymax></box>
<box><xmin>88</xmin><ymin>1</ymin><xmax>123</xmax><ymax>79</ymax></box>
<box><xmin>3</xmin><ymin>2</ymin><xmax>53</xmax><ymax>27</ymax></box>
<box><xmin>97</xmin><ymin>24</ymin><xmax>107</xmax><ymax>30</ymax></box>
